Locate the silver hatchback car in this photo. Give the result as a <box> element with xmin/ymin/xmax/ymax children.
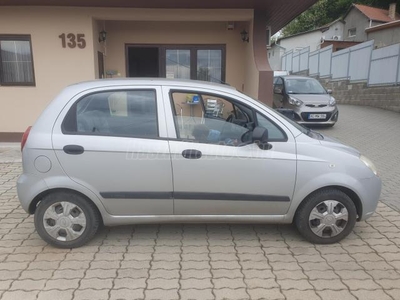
<box><xmin>273</xmin><ymin>76</ymin><xmax>339</xmax><ymax>126</ymax></box>
<box><xmin>17</xmin><ymin>79</ymin><xmax>381</xmax><ymax>248</ymax></box>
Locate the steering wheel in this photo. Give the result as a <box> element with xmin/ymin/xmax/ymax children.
<box><xmin>226</xmin><ymin>114</ymin><xmax>234</xmax><ymax>123</ymax></box>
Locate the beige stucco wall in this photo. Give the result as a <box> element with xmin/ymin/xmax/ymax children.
<box><xmin>0</xmin><ymin>6</ymin><xmax>259</xmax><ymax>133</ymax></box>
<box><xmin>92</xmin><ymin>19</ymin><xmax>106</xmax><ymax>79</ymax></box>
<box><xmin>104</xmin><ymin>21</ymin><xmax>248</xmax><ymax>92</ymax></box>
<box><xmin>243</xmin><ymin>20</ymin><xmax>259</xmax><ymax>99</ymax></box>
<box><xmin>0</xmin><ymin>7</ymin><xmax>96</xmax><ymax>132</ymax></box>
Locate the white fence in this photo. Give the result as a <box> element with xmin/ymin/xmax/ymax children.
<box><xmin>281</xmin><ymin>40</ymin><xmax>400</xmax><ymax>86</ymax></box>
<box><xmin>369</xmin><ymin>43</ymin><xmax>400</xmax><ymax>85</ymax></box>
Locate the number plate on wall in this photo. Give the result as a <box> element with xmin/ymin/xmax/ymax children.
<box><xmin>59</xmin><ymin>33</ymin><xmax>86</xmax><ymax>49</ymax></box>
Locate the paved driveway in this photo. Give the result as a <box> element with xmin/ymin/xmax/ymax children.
<box><xmin>0</xmin><ymin>105</ymin><xmax>400</xmax><ymax>300</ymax></box>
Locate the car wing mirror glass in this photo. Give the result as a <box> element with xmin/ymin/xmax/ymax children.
<box><xmin>252</xmin><ymin>127</ymin><xmax>271</xmax><ymax>150</ymax></box>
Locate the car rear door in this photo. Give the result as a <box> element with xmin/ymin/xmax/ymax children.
<box><xmin>52</xmin><ymin>85</ymin><xmax>174</xmax><ymax>216</ymax></box>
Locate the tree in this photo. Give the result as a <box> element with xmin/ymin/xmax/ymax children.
<box><xmin>282</xmin><ymin>0</ymin><xmax>399</xmax><ymax>37</ymax></box>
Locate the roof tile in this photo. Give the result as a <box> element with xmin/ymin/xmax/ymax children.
<box><xmin>354</xmin><ymin>4</ymin><xmax>400</xmax><ymax>22</ymax></box>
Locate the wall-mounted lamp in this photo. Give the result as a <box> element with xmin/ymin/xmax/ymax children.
<box><xmin>241</xmin><ymin>30</ymin><xmax>249</xmax><ymax>43</ymax></box>
<box><xmin>99</xmin><ymin>30</ymin><xmax>107</xmax><ymax>43</ymax></box>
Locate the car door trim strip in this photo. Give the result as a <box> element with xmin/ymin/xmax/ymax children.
<box><xmin>100</xmin><ymin>192</ymin><xmax>173</xmax><ymax>199</ymax></box>
<box><xmin>100</xmin><ymin>192</ymin><xmax>290</xmax><ymax>202</ymax></box>
<box><xmin>175</xmin><ymin>192</ymin><xmax>290</xmax><ymax>202</ymax></box>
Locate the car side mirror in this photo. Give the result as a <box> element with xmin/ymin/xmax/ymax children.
<box><xmin>274</xmin><ymin>87</ymin><xmax>283</xmax><ymax>94</ymax></box>
<box><xmin>327</xmin><ymin>89</ymin><xmax>333</xmax><ymax>94</ymax></box>
<box><xmin>252</xmin><ymin>127</ymin><xmax>271</xmax><ymax>150</ymax></box>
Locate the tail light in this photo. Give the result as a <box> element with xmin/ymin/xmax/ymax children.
<box><xmin>21</xmin><ymin>126</ymin><xmax>32</xmax><ymax>152</ymax></box>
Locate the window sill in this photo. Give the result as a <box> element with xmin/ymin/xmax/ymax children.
<box><xmin>0</xmin><ymin>83</ymin><xmax>36</xmax><ymax>87</ymax></box>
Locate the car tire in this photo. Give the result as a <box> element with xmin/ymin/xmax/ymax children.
<box><xmin>295</xmin><ymin>189</ymin><xmax>357</xmax><ymax>244</ymax></box>
<box><xmin>34</xmin><ymin>191</ymin><xmax>100</xmax><ymax>248</ymax></box>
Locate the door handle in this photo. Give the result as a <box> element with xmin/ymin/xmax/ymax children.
<box><xmin>182</xmin><ymin>149</ymin><xmax>202</xmax><ymax>159</ymax></box>
<box><xmin>63</xmin><ymin>145</ymin><xmax>84</xmax><ymax>155</ymax></box>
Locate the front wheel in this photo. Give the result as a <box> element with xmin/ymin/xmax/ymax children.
<box><xmin>295</xmin><ymin>189</ymin><xmax>357</xmax><ymax>244</ymax></box>
<box><xmin>34</xmin><ymin>192</ymin><xmax>100</xmax><ymax>248</ymax></box>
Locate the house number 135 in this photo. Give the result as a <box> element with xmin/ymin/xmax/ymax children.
<box><xmin>59</xmin><ymin>33</ymin><xmax>86</xmax><ymax>49</ymax></box>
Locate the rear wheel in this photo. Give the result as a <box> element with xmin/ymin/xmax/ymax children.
<box><xmin>295</xmin><ymin>189</ymin><xmax>357</xmax><ymax>244</ymax></box>
<box><xmin>34</xmin><ymin>192</ymin><xmax>100</xmax><ymax>248</ymax></box>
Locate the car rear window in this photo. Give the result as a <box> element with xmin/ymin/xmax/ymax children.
<box><xmin>62</xmin><ymin>90</ymin><xmax>159</xmax><ymax>138</ymax></box>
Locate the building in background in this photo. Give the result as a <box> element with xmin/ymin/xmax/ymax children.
<box><xmin>267</xmin><ymin>43</ymin><xmax>286</xmax><ymax>70</ymax></box>
<box><xmin>343</xmin><ymin>3</ymin><xmax>400</xmax><ymax>42</ymax></box>
<box><xmin>277</xmin><ymin>3</ymin><xmax>400</xmax><ymax>72</ymax></box>
<box><xmin>366</xmin><ymin>20</ymin><xmax>400</xmax><ymax>48</ymax></box>
<box><xmin>277</xmin><ymin>19</ymin><xmax>345</xmax><ymax>53</ymax></box>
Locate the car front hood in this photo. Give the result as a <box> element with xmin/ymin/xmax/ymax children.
<box><xmin>318</xmin><ymin>133</ymin><xmax>360</xmax><ymax>157</ymax></box>
<box><xmin>289</xmin><ymin>94</ymin><xmax>330</xmax><ymax>105</ymax></box>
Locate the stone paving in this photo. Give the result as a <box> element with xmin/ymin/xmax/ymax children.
<box><xmin>0</xmin><ymin>105</ymin><xmax>400</xmax><ymax>300</ymax></box>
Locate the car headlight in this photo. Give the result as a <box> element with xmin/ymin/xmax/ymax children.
<box><xmin>288</xmin><ymin>96</ymin><xmax>303</xmax><ymax>107</ymax></box>
<box><xmin>360</xmin><ymin>155</ymin><xmax>378</xmax><ymax>176</ymax></box>
<box><xmin>329</xmin><ymin>96</ymin><xmax>336</xmax><ymax>106</ymax></box>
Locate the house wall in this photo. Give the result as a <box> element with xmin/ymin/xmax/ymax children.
<box><xmin>0</xmin><ymin>6</ymin><xmax>259</xmax><ymax>135</ymax></box>
<box><xmin>104</xmin><ymin>21</ymin><xmax>247</xmax><ymax>94</ymax></box>
<box><xmin>279</xmin><ymin>30</ymin><xmax>323</xmax><ymax>52</ymax></box>
<box><xmin>0</xmin><ymin>7</ymin><xmax>96</xmax><ymax>133</ymax></box>
<box><xmin>343</xmin><ymin>9</ymin><xmax>382</xmax><ymax>42</ymax></box>
<box><xmin>322</xmin><ymin>22</ymin><xmax>345</xmax><ymax>40</ymax></box>
<box><xmin>268</xmin><ymin>45</ymin><xmax>285</xmax><ymax>70</ymax></box>
<box><xmin>92</xmin><ymin>19</ymin><xmax>105</xmax><ymax>79</ymax></box>
<box><xmin>243</xmin><ymin>19</ymin><xmax>260</xmax><ymax>100</ymax></box>
<box><xmin>368</xmin><ymin>27</ymin><xmax>400</xmax><ymax>48</ymax></box>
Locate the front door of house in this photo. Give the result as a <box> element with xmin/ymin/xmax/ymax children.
<box><xmin>127</xmin><ymin>47</ymin><xmax>160</xmax><ymax>77</ymax></box>
<box><xmin>126</xmin><ymin>45</ymin><xmax>225</xmax><ymax>83</ymax></box>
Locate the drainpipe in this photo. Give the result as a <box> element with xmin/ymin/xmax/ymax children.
<box><xmin>369</xmin><ymin>19</ymin><xmax>372</xmax><ymax>28</ymax></box>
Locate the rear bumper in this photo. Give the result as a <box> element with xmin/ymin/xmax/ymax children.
<box><xmin>17</xmin><ymin>173</ymin><xmax>48</xmax><ymax>213</ymax></box>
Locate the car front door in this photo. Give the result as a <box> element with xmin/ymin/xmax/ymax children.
<box><xmin>52</xmin><ymin>86</ymin><xmax>173</xmax><ymax>216</ymax></box>
<box><xmin>163</xmin><ymin>87</ymin><xmax>297</xmax><ymax>216</ymax></box>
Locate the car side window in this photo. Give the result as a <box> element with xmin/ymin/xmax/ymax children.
<box><xmin>63</xmin><ymin>90</ymin><xmax>158</xmax><ymax>138</ymax></box>
<box><xmin>170</xmin><ymin>91</ymin><xmax>253</xmax><ymax>146</ymax></box>
<box><xmin>256</xmin><ymin>113</ymin><xmax>286</xmax><ymax>141</ymax></box>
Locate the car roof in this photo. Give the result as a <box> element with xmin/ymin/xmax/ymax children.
<box><xmin>67</xmin><ymin>78</ymin><xmax>237</xmax><ymax>93</ymax></box>
<box><xmin>279</xmin><ymin>75</ymin><xmax>315</xmax><ymax>80</ymax></box>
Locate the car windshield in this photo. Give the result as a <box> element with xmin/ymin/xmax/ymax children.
<box><xmin>285</xmin><ymin>78</ymin><xmax>327</xmax><ymax>95</ymax></box>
